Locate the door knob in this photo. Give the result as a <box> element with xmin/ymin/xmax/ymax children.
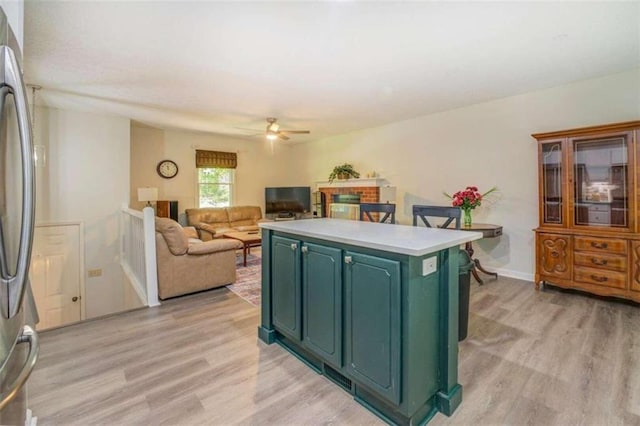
<box><xmin>301</xmin><ymin>246</ymin><xmax>308</xmax><ymax>254</ymax></box>
<box><xmin>344</xmin><ymin>256</ymin><xmax>353</xmax><ymax>264</ymax></box>
<box><xmin>72</xmin><ymin>296</ymin><xmax>78</xmax><ymax>302</ymax></box>
<box><xmin>290</xmin><ymin>243</ymin><xmax>297</xmax><ymax>251</ymax></box>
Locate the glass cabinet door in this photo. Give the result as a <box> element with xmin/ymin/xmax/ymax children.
<box><xmin>541</xmin><ymin>142</ymin><xmax>563</xmax><ymax>224</ymax></box>
<box><xmin>573</xmin><ymin>136</ymin><xmax>629</xmax><ymax>228</ymax></box>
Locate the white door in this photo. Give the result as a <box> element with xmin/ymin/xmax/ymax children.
<box><xmin>30</xmin><ymin>224</ymin><xmax>82</xmax><ymax>330</ymax></box>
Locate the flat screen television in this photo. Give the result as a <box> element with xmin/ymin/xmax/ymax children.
<box><xmin>265</xmin><ymin>186</ymin><xmax>311</xmax><ymax>216</ymax></box>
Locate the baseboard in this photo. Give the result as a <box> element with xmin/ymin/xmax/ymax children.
<box><xmin>491</xmin><ymin>267</ymin><xmax>534</xmax><ymax>283</ymax></box>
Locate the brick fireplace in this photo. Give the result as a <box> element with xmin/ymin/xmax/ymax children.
<box><xmin>316</xmin><ymin>178</ymin><xmax>390</xmax><ymax>220</ymax></box>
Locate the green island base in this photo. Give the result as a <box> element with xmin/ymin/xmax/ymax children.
<box><xmin>259</xmin><ymin>327</ymin><xmax>462</xmax><ymax>425</ymax></box>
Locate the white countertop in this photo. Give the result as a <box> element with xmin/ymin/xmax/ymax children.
<box><xmin>260</xmin><ymin>218</ymin><xmax>483</xmax><ymax>256</ymax></box>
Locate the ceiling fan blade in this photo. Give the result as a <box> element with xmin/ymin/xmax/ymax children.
<box><xmin>277</xmin><ymin>133</ymin><xmax>290</xmax><ymax>141</ymax></box>
<box><xmin>279</xmin><ymin>130</ymin><xmax>310</xmax><ymax>134</ymax></box>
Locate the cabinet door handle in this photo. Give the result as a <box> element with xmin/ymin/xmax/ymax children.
<box><xmin>590</xmin><ymin>274</ymin><xmax>608</xmax><ymax>283</ymax></box>
<box><xmin>344</xmin><ymin>256</ymin><xmax>352</xmax><ymax>264</ymax></box>
<box><xmin>290</xmin><ymin>243</ymin><xmax>297</xmax><ymax>251</ymax></box>
<box><xmin>591</xmin><ymin>258</ymin><xmax>608</xmax><ymax>266</ymax></box>
<box><xmin>301</xmin><ymin>246</ymin><xmax>308</xmax><ymax>254</ymax></box>
<box><xmin>591</xmin><ymin>241</ymin><xmax>608</xmax><ymax>249</ymax></box>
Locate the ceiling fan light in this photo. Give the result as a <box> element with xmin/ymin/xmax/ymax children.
<box><xmin>266</xmin><ymin>133</ymin><xmax>278</xmax><ymax>140</ymax></box>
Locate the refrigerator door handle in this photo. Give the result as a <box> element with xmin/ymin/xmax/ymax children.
<box><xmin>0</xmin><ymin>325</ymin><xmax>39</xmax><ymax>411</ymax></box>
<box><xmin>0</xmin><ymin>44</ymin><xmax>35</xmax><ymax>318</ymax></box>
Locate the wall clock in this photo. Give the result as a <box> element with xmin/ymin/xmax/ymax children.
<box><xmin>157</xmin><ymin>160</ymin><xmax>179</xmax><ymax>179</ymax></box>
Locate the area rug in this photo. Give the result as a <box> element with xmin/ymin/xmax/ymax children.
<box><xmin>226</xmin><ymin>249</ymin><xmax>261</xmax><ymax>307</ymax></box>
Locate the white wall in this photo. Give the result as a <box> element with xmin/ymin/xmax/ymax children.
<box><xmin>130</xmin><ymin>125</ymin><xmax>293</xmax><ymax>216</ymax></box>
<box><xmin>35</xmin><ymin>107</ymin><xmax>131</xmax><ymax>318</ymax></box>
<box><xmin>1</xmin><ymin>0</ymin><xmax>23</xmax><ymax>50</ymax></box>
<box><xmin>290</xmin><ymin>69</ymin><xmax>640</xmax><ymax>281</ymax></box>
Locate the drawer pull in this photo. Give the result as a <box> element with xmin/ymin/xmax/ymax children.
<box><xmin>590</xmin><ymin>274</ymin><xmax>608</xmax><ymax>283</ymax></box>
<box><xmin>290</xmin><ymin>243</ymin><xmax>298</xmax><ymax>251</ymax></box>
<box><xmin>550</xmin><ymin>251</ymin><xmax>559</xmax><ymax>258</ymax></box>
<box><xmin>344</xmin><ymin>256</ymin><xmax>353</xmax><ymax>264</ymax></box>
<box><xmin>591</xmin><ymin>241</ymin><xmax>608</xmax><ymax>249</ymax></box>
<box><xmin>301</xmin><ymin>246</ymin><xmax>308</xmax><ymax>254</ymax></box>
<box><xmin>590</xmin><ymin>258</ymin><xmax>608</xmax><ymax>266</ymax></box>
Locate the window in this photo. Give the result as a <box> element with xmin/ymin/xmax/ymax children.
<box><xmin>195</xmin><ymin>150</ymin><xmax>237</xmax><ymax>208</ymax></box>
<box><xmin>198</xmin><ymin>167</ymin><xmax>234</xmax><ymax>207</ymax></box>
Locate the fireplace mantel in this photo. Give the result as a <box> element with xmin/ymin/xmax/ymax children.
<box><xmin>316</xmin><ymin>179</ymin><xmax>392</xmax><ymax>217</ymax></box>
<box><xmin>315</xmin><ymin>178</ymin><xmax>388</xmax><ymax>188</ymax></box>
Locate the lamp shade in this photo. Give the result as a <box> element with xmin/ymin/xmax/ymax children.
<box><xmin>137</xmin><ymin>187</ymin><xmax>158</xmax><ymax>203</ymax></box>
<box><xmin>379</xmin><ymin>186</ymin><xmax>397</xmax><ymax>204</ymax></box>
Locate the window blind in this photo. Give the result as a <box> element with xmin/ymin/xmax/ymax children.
<box><xmin>195</xmin><ymin>150</ymin><xmax>237</xmax><ymax>169</ymax></box>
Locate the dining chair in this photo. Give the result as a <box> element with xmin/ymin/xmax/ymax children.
<box><xmin>359</xmin><ymin>203</ymin><xmax>396</xmax><ymax>224</ymax></box>
<box><xmin>412</xmin><ymin>205</ymin><xmax>461</xmax><ymax>229</ymax></box>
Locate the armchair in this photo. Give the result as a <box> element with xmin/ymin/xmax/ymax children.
<box><xmin>155</xmin><ymin>217</ymin><xmax>242</xmax><ymax>300</ymax></box>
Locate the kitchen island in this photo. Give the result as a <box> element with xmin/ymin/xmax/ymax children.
<box><xmin>258</xmin><ymin>218</ymin><xmax>482</xmax><ymax>425</ymax></box>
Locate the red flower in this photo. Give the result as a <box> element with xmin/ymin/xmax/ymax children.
<box><xmin>443</xmin><ymin>186</ymin><xmax>497</xmax><ymax>210</ymax></box>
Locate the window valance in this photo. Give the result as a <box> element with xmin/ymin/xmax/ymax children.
<box><xmin>195</xmin><ymin>150</ymin><xmax>237</xmax><ymax>169</ymax></box>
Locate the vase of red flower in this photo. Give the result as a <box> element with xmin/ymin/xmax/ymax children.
<box><xmin>444</xmin><ymin>186</ymin><xmax>497</xmax><ymax>227</ymax></box>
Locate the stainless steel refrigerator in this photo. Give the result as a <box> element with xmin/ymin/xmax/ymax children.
<box><xmin>0</xmin><ymin>6</ymin><xmax>40</xmax><ymax>425</ymax></box>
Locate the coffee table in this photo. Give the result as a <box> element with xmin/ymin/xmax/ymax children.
<box><xmin>223</xmin><ymin>231</ymin><xmax>262</xmax><ymax>267</ymax></box>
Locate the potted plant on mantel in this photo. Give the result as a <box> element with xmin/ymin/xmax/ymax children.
<box><xmin>328</xmin><ymin>163</ymin><xmax>361</xmax><ymax>183</ymax></box>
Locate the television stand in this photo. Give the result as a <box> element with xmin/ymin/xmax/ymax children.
<box><xmin>266</xmin><ymin>212</ymin><xmax>313</xmax><ymax>221</ymax></box>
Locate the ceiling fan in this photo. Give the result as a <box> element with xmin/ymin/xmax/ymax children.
<box><xmin>264</xmin><ymin>117</ymin><xmax>310</xmax><ymax>141</ymax></box>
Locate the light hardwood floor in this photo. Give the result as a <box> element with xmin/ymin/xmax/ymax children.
<box><xmin>30</xmin><ymin>276</ymin><xmax>640</xmax><ymax>425</ymax></box>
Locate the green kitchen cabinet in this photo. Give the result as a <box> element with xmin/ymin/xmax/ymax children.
<box><xmin>271</xmin><ymin>235</ymin><xmax>301</xmax><ymax>340</ymax></box>
<box><xmin>271</xmin><ymin>237</ymin><xmax>343</xmax><ymax>356</ymax></box>
<box><xmin>344</xmin><ymin>251</ymin><xmax>401</xmax><ymax>405</ymax></box>
<box><xmin>302</xmin><ymin>242</ymin><xmax>342</xmax><ymax>367</ymax></box>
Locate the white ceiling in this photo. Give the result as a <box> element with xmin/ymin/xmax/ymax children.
<box><xmin>23</xmin><ymin>1</ymin><xmax>640</xmax><ymax>143</ymax></box>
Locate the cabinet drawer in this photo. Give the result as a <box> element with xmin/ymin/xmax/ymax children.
<box><xmin>574</xmin><ymin>266</ymin><xmax>626</xmax><ymax>289</ymax></box>
<box><xmin>588</xmin><ymin>204</ymin><xmax>611</xmax><ymax>212</ymax></box>
<box><xmin>574</xmin><ymin>252</ymin><xmax>627</xmax><ymax>272</ymax></box>
<box><xmin>574</xmin><ymin>236</ymin><xmax>627</xmax><ymax>255</ymax></box>
<box><xmin>587</xmin><ymin>211</ymin><xmax>610</xmax><ymax>224</ymax></box>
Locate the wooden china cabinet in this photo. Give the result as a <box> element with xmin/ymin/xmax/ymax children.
<box><xmin>533</xmin><ymin>120</ymin><xmax>640</xmax><ymax>302</ymax></box>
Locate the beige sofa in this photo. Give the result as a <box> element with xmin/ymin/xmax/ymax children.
<box><xmin>185</xmin><ymin>206</ymin><xmax>267</xmax><ymax>241</ymax></box>
<box><xmin>155</xmin><ymin>217</ymin><xmax>242</xmax><ymax>300</ymax></box>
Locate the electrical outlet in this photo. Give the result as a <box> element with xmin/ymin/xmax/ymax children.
<box><xmin>422</xmin><ymin>257</ymin><xmax>437</xmax><ymax>276</ymax></box>
<box><xmin>88</xmin><ymin>269</ymin><xmax>102</xmax><ymax>277</ymax></box>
